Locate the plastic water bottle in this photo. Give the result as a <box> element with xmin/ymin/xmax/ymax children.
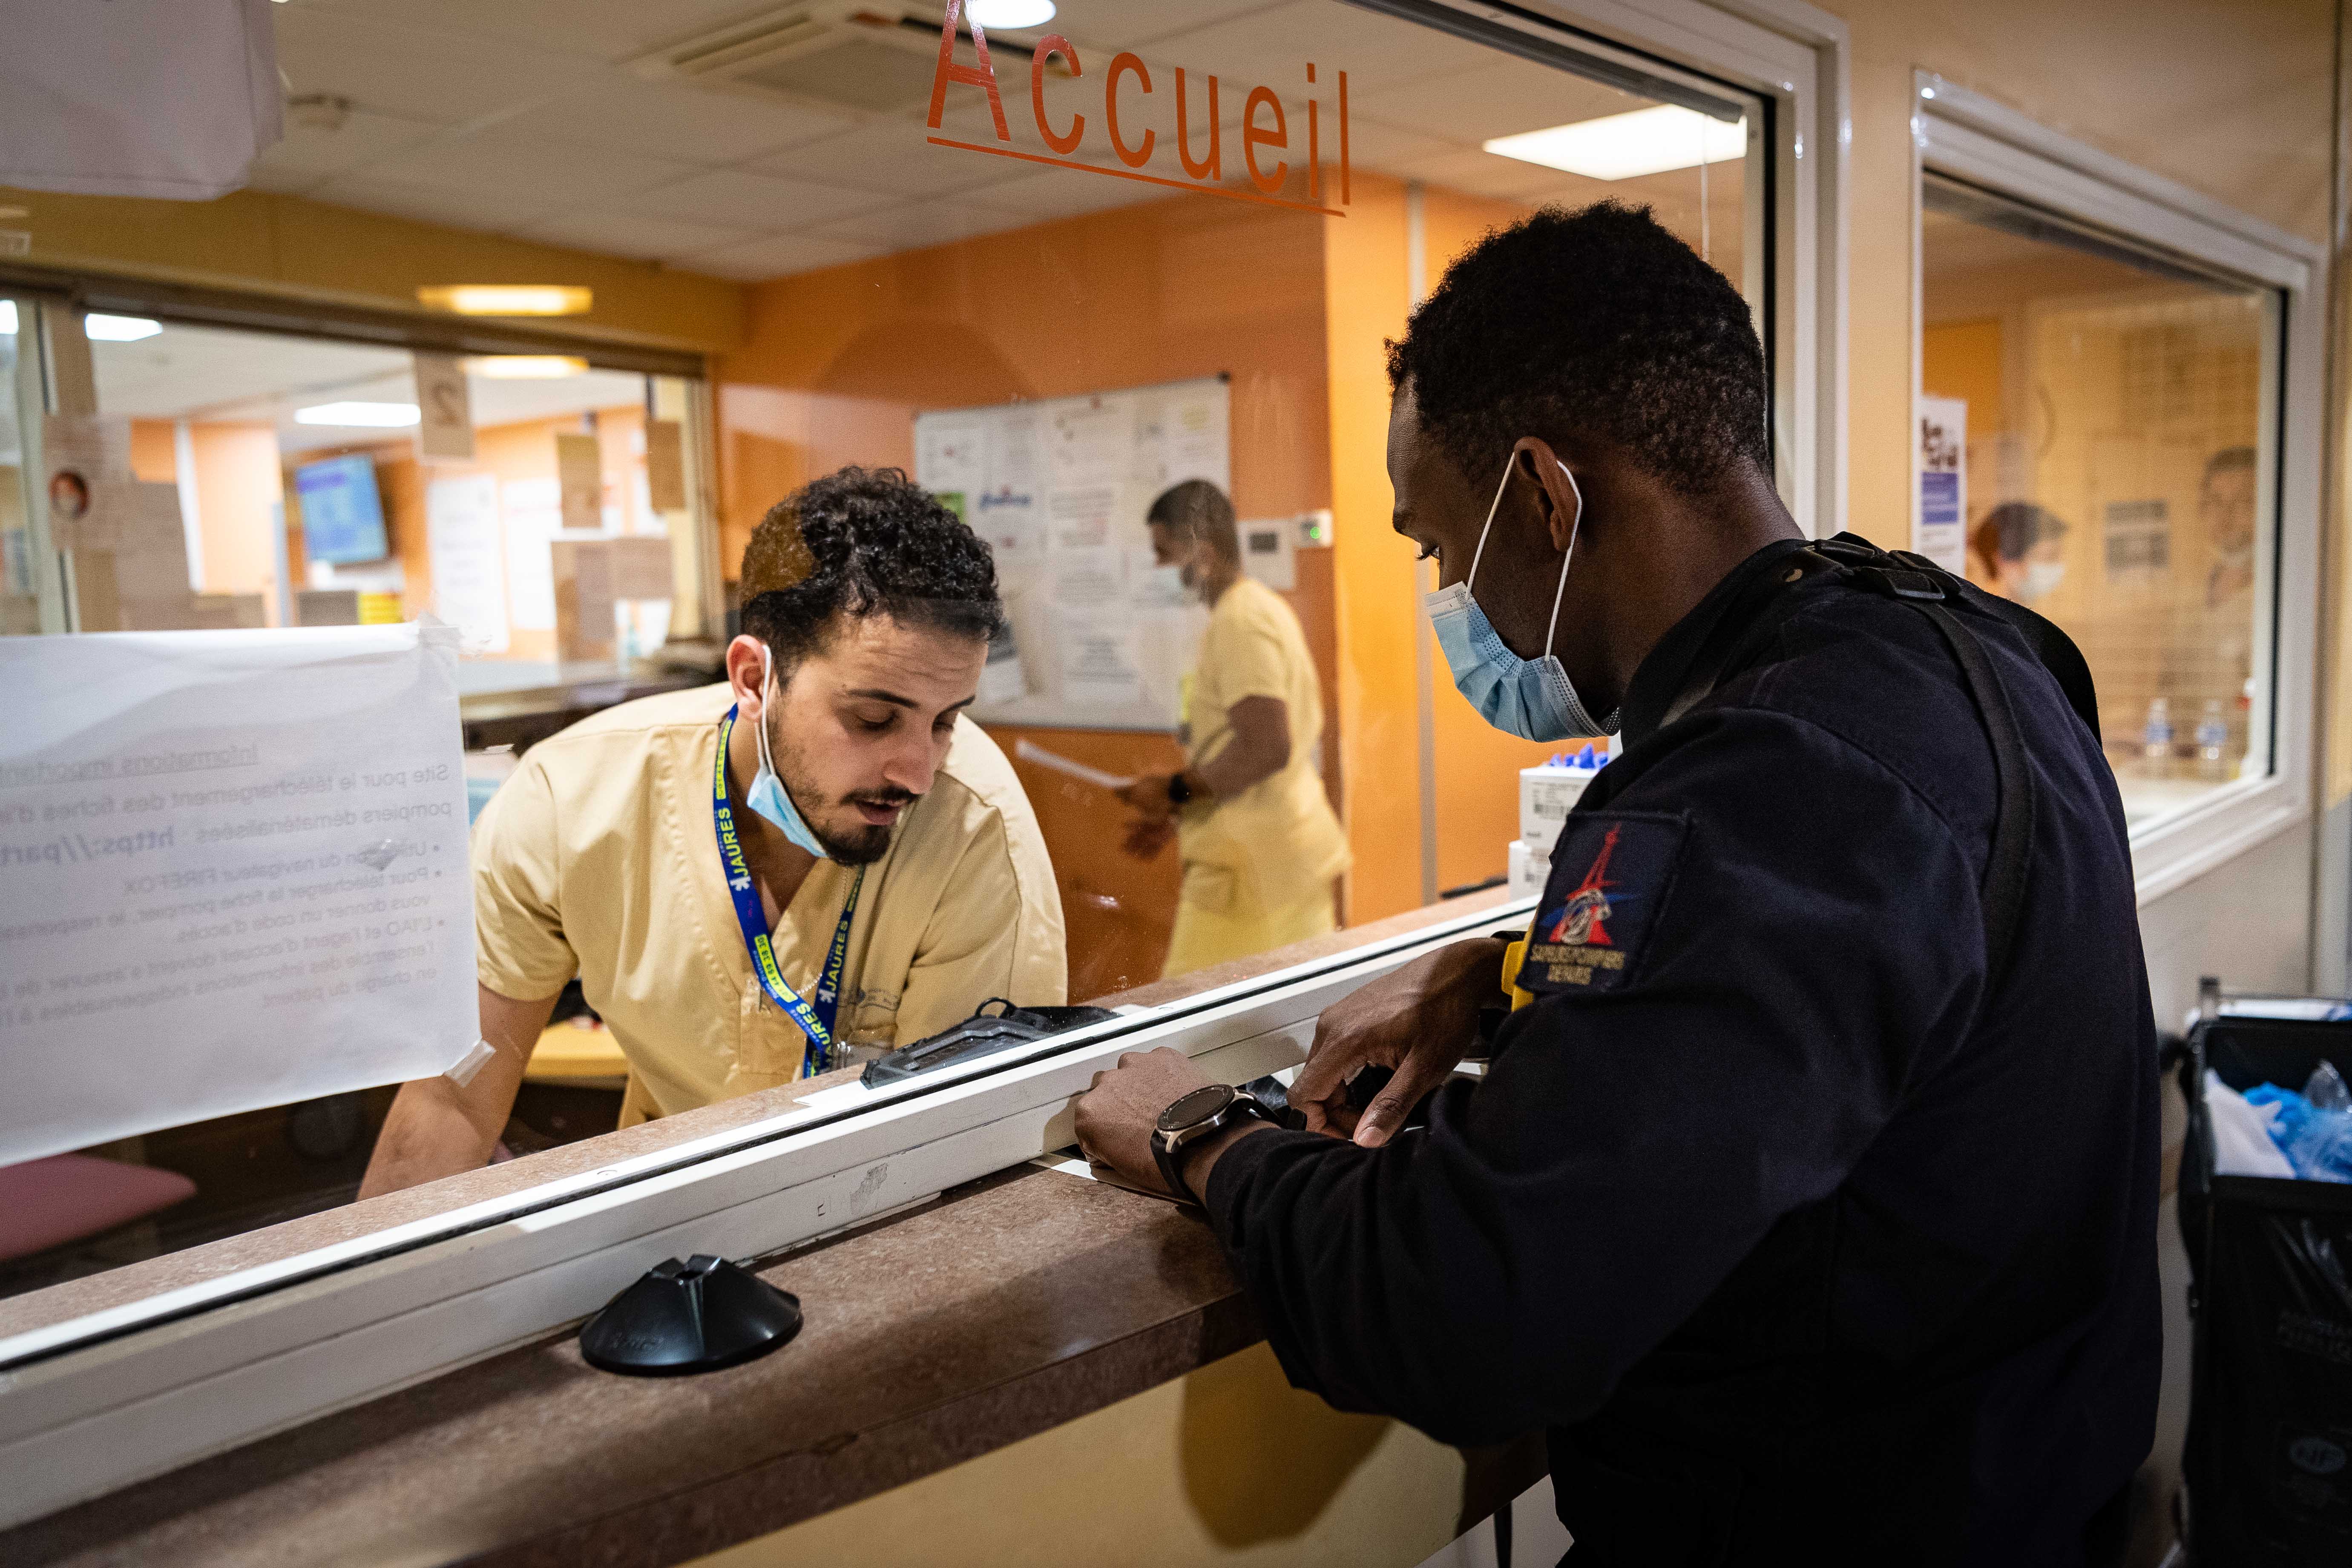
<box><xmin>2196</xmin><ymin>700</ymin><xmax>2228</xmax><ymax>780</ymax></box>
<box><xmin>2142</xmin><ymin>698</ymin><xmax>2174</xmax><ymax>778</ymax></box>
<box><xmin>2285</xmin><ymin>1062</ymin><xmax>2352</xmax><ymax>1182</ymax></box>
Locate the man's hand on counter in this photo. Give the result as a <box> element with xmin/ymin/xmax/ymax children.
<box><xmin>1291</xmin><ymin>936</ymin><xmax>1508</xmax><ymax>1148</ymax></box>
<box><xmin>1073</xmin><ymin>1046</ymin><xmax>1274</xmax><ymax>1201</ymax></box>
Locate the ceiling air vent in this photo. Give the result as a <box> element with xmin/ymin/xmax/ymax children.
<box><xmin>633</xmin><ymin>6</ymin><xmax>965</xmax><ymax>115</ymax></box>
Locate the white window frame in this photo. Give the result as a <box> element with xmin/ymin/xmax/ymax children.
<box><xmin>0</xmin><ymin>0</ymin><xmax>1853</xmax><ymax>1528</ymax></box>
<box><xmin>1909</xmin><ymin>73</ymin><xmax>2327</xmax><ymax>908</ymax></box>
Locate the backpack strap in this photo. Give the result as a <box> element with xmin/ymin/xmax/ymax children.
<box><xmin>1664</xmin><ymin>534</ymin><xmax>2067</xmax><ymax>993</ymax></box>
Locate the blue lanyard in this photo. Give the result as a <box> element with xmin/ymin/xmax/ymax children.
<box><xmin>713</xmin><ymin>705</ymin><xmax>863</xmax><ymax>1077</ymax></box>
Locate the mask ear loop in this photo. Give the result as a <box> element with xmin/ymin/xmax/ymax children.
<box><xmin>756</xmin><ymin>645</ymin><xmax>781</xmax><ymax>779</ymax></box>
<box><xmin>1464</xmin><ymin>457</ymin><xmax>1518</xmax><ymax>593</ymax></box>
<box><xmin>1541</xmin><ymin>460</ymin><xmax>1585</xmax><ymax>661</ymax></box>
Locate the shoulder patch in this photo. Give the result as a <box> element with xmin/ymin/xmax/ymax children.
<box><xmin>1522</xmin><ymin>811</ymin><xmax>1689</xmax><ymax>995</ymax></box>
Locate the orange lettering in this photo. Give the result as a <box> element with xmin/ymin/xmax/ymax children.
<box><xmin>1032</xmin><ymin>34</ymin><xmax>1084</xmax><ymax>154</ymax></box>
<box><xmin>1107</xmin><ymin>52</ymin><xmax>1155</xmax><ymax>169</ymax></box>
<box><xmin>1339</xmin><ymin>69</ymin><xmax>1350</xmax><ymax>205</ymax></box>
<box><xmin>927</xmin><ymin>0</ymin><xmax>1009</xmax><ymax>142</ymax></box>
<box><xmin>1307</xmin><ymin>64</ymin><xmax>1320</xmax><ymax>200</ymax></box>
<box><xmin>1243</xmin><ymin>86</ymin><xmax>1287</xmax><ymax>195</ymax></box>
<box><xmin>1175</xmin><ymin>68</ymin><xmax>1220</xmax><ymax>180</ymax></box>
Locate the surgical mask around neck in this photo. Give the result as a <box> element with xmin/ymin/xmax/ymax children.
<box><xmin>1423</xmin><ymin>452</ymin><xmax>1616</xmax><ymax>742</ymax></box>
<box><xmin>747</xmin><ymin>647</ymin><xmax>832</xmax><ymax>860</ymax></box>
<box><xmin>2019</xmin><ymin>560</ymin><xmax>2066</xmax><ymax>602</ymax></box>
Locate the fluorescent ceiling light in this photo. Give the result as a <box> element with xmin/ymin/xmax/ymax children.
<box><xmin>1484</xmin><ymin>105</ymin><xmax>1746</xmax><ymax>182</ymax></box>
<box><xmin>0</xmin><ymin>301</ymin><xmax>14</xmax><ymax>336</ymax></box>
<box><xmin>469</xmin><ymin>355</ymin><xmax>589</xmax><ymax>379</ymax></box>
<box><xmin>294</xmin><ymin>402</ymin><xmax>420</xmax><ymax>427</ymax></box>
<box><xmin>416</xmin><ymin>284</ymin><xmax>593</xmax><ymax>316</ymax></box>
<box><xmin>83</xmin><ymin>313</ymin><xmax>163</xmax><ymax>342</ymax></box>
<box><xmin>966</xmin><ymin>0</ymin><xmax>1056</xmax><ymax>26</ymax></box>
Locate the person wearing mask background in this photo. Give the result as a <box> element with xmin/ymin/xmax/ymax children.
<box><xmin>1968</xmin><ymin>500</ymin><xmax>2070</xmax><ymax>603</ymax></box>
<box><xmin>1074</xmin><ymin>202</ymin><xmax>2156</xmax><ymax>1563</ymax></box>
<box><xmin>2161</xmin><ymin>445</ymin><xmax>2260</xmax><ymax>768</ymax></box>
<box><xmin>1117</xmin><ymin>480</ymin><xmax>1350</xmax><ymax>977</ymax></box>
<box><xmin>361</xmin><ymin>467</ymin><xmax>1065</xmax><ymax>1197</ymax></box>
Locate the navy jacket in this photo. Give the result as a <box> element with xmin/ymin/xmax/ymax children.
<box><xmin>1205</xmin><ymin>538</ymin><xmax>2161</xmax><ymax>1565</ymax></box>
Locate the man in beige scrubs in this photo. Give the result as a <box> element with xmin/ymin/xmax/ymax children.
<box><xmin>361</xmin><ymin>467</ymin><xmax>1065</xmax><ymax>1195</ymax></box>
<box><xmin>1118</xmin><ymin>480</ymin><xmax>1349</xmax><ymax>977</ymax></box>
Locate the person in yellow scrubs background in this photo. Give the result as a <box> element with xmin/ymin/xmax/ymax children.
<box><xmin>361</xmin><ymin>467</ymin><xmax>1065</xmax><ymax>1197</ymax></box>
<box><xmin>1118</xmin><ymin>480</ymin><xmax>1350</xmax><ymax>978</ymax></box>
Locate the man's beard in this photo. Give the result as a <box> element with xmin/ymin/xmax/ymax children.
<box><xmin>766</xmin><ymin>714</ymin><xmax>913</xmax><ymax>866</ymax></box>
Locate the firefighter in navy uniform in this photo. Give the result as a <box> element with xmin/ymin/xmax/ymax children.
<box><xmin>1075</xmin><ymin>202</ymin><xmax>2160</xmax><ymax>1566</ymax></box>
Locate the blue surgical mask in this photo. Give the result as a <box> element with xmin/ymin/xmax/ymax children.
<box><xmin>747</xmin><ymin>647</ymin><xmax>833</xmax><ymax>860</ymax></box>
<box><xmin>1424</xmin><ymin>452</ymin><xmax>1616</xmax><ymax>742</ymax></box>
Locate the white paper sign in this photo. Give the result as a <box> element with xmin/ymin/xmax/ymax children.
<box><xmin>426</xmin><ymin>474</ymin><xmax>509</xmax><ymax>652</ymax></box>
<box><xmin>501</xmin><ymin>479</ymin><xmax>562</xmax><ymax>633</ymax></box>
<box><xmin>0</xmin><ymin>623</ymin><xmax>474</xmax><ymax>1165</ymax></box>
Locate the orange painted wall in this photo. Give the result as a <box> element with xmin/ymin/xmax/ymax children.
<box><xmin>718</xmin><ymin>190</ymin><xmax>1341</xmax><ymax>982</ymax></box>
<box><xmin>1320</xmin><ymin>173</ymin><xmax>1419</xmax><ymax>924</ymax></box>
<box><xmin>126</xmin><ymin>419</ymin><xmax>287</xmax><ymax>618</ymax></box>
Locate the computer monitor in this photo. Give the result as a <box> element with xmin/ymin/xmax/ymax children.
<box><xmin>293</xmin><ymin>453</ymin><xmax>389</xmax><ymax>565</ymax></box>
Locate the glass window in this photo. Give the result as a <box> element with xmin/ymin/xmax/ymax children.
<box><xmin>1</xmin><ymin>0</ymin><xmax>1774</xmax><ymax>1310</ymax></box>
<box><xmin>1920</xmin><ymin>178</ymin><xmax>2278</xmax><ymax>829</ymax></box>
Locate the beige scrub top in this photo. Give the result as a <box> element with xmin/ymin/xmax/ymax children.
<box><xmin>472</xmin><ymin>683</ymin><xmax>1066</xmax><ymax>1121</ymax></box>
<box><xmin>1176</xmin><ymin>577</ymin><xmax>1351</xmax><ymax>918</ymax></box>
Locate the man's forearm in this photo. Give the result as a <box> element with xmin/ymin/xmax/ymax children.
<box><xmin>357</xmin><ymin>1079</ymin><xmax>504</xmax><ymax>1199</ymax></box>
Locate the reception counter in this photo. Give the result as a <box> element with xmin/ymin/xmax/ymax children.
<box><xmin>1</xmin><ymin>889</ymin><xmax>1542</xmax><ymax>1568</ymax></box>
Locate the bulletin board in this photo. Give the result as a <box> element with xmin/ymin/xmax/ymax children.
<box><xmin>915</xmin><ymin>375</ymin><xmax>1229</xmax><ymax>732</ymax></box>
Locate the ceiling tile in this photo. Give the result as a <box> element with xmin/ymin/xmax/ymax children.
<box><xmin>1334</xmin><ymin>114</ymin><xmax>1458</xmax><ymax>176</ymax></box>
<box><xmin>492</xmin><ymin>72</ymin><xmax>859</xmax><ymax>166</ymax></box>
<box><xmin>1364</xmin><ymin>59</ymin><xmax>1651</xmax><ymax>146</ymax></box>
<box><xmin>808</xmin><ymin>199</ymin><xmax>1035</xmax><ymax>252</ymax></box>
<box><xmin>309</xmin><ymin>176</ymin><xmax>570</xmax><ymax>236</ymax></box>
<box><xmin>272</xmin><ymin>7</ymin><xmax>603</xmax><ymax>123</ymax></box>
<box><xmin>1021</xmin><ymin>0</ymin><xmax>1270</xmax><ymax>52</ymax></box>
<box><xmin>749</xmin><ymin>124</ymin><xmax>1029</xmax><ymax>202</ymax></box>
<box><xmin>288</xmin><ymin>0</ymin><xmax>791</xmax><ymax>66</ymax></box>
<box><xmin>514</xmin><ymin>209</ymin><xmax>757</xmax><ymax>262</ymax></box>
<box><xmin>354</xmin><ymin>129</ymin><xmax>694</xmax><ymax>206</ymax></box>
<box><xmin>1142</xmin><ymin>0</ymin><xmax>1496</xmax><ymax>92</ymax></box>
<box><xmin>615</xmin><ymin>168</ymin><xmax>897</xmax><ymax>230</ymax></box>
<box><xmin>244</xmin><ymin>107</ymin><xmax>446</xmax><ymax>187</ymax></box>
<box><xmin>679</xmin><ymin>232</ymin><xmax>889</xmax><ymax>281</ymax></box>
<box><xmin>960</xmin><ymin>167</ymin><xmax>1172</xmax><ymax>222</ymax></box>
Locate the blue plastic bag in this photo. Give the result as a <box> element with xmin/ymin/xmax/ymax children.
<box><xmin>2246</xmin><ymin>1061</ymin><xmax>2352</xmax><ymax>1182</ymax></box>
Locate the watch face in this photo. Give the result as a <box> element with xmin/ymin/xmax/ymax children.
<box><xmin>1157</xmin><ymin>1082</ymin><xmax>1235</xmax><ymax>1134</ymax></box>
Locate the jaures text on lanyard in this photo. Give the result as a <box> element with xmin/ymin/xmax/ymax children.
<box><xmin>713</xmin><ymin>705</ymin><xmax>864</xmax><ymax>1078</ymax></box>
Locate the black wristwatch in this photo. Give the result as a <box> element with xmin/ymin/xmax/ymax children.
<box><xmin>1166</xmin><ymin>771</ymin><xmax>1195</xmax><ymax>807</ymax></box>
<box><xmin>1152</xmin><ymin>1083</ymin><xmax>1278</xmax><ymax>1205</ymax></box>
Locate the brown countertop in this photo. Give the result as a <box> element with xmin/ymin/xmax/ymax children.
<box><xmin>5</xmin><ymin>1165</ymin><xmax>1260</xmax><ymax>1567</ymax></box>
<box><xmin>2</xmin><ymin>889</ymin><xmax>1527</xmax><ymax>1561</ymax></box>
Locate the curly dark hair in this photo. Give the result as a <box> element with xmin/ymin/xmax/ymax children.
<box><xmin>1386</xmin><ymin>201</ymin><xmax>1770</xmax><ymax>496</ymax></box>
<box><xmin>739</xmin><ymin>466</ymin><xmax>1004</xmax><ymax>672</ymax></box>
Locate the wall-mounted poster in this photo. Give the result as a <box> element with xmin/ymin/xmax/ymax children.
<box><xmin>1917</xmin><ymin>395</ymin><xmax>1967</xmax><ymax>574</ymax></box>
<box><xmin>914</xmin><ymin>376</ymin><xmax>1229</xmax><ymax>731</ymax></box>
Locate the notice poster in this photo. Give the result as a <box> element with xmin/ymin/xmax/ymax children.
<box><xmin>1917</xmin><ymin>396</ymin><xmax>1967</xmax><ymax>574</ymax></box>
<box><xmin>412</xmin><ymin>352</ymin><xmax>475</xmax><ymax>464</ymax></box>
<box><xmin>425</xmin><ymin>473</ymin><xmax>509</xmax><ymax>652</ymax></box>
<box><xmin>1055</xmin><ymin>607</ymin><xmax>1146</xmax><ymax>708</ymax></box>
<box><xmin>914</xmin><ymin>376</ymin><xmax>1228</xmax><ymax>727</ymax></box>
<box><xmin>40</xmin><ymin>413</ymin><xmax>132</xmax><ymax>554</ymax></box>
<box><xmin>0</xmin><ymin>624</ymin><xmax>475</xmax><ymax>1165</ymax></box>
<box><xmin>555</xmin><ymin>432</ymin><xmax>603</xmax><ymax>533</ymax></box>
